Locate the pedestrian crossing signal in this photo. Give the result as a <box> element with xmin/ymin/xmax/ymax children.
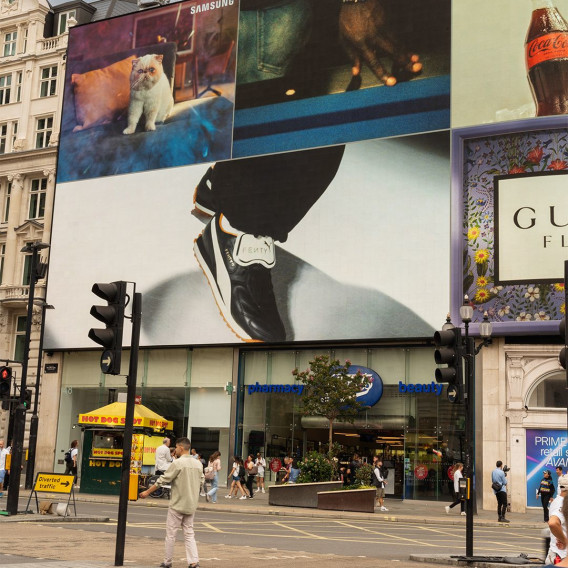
<box><xmin>0</xmin><ymin>366</ymin><xmax>12</xmax><ymax>399</ymax></box>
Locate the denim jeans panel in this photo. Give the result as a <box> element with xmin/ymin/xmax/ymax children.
<box><xmin>237</xmin><ymin>0</ymin><xmax>313</xmax><ymax>84</ymax></box>
<box><xmin>207</xmin><ymin>472</ymin><xmax>219</xmax><ymax>502</ymax></box>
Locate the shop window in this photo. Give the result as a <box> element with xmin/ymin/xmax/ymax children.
<box><xmin>527</xmin><ymin>373</ymin><xmax>567</xmax><ymax>409</ymax></box>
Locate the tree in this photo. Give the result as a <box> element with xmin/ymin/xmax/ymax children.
<box><xmin>292</xmin><ymin>355</ymin><xmax>370</xmax><ymax>449</ymax></box>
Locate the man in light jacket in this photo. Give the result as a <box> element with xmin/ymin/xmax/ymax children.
<box><xmin>141</xmin><ymin>437</ymin><xmax>204</xmax><ymax>568</ymax></box>
<box><xmin>491</xmin><ymin>460</ymin><xmax>508</xmax><ymax>523</ymax></box>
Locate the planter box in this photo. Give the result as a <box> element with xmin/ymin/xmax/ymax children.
<box><xmin>268</xmin><ymin>481</ymin><xmax>344</xmax><ymax>508</ymax></box>
<box><xmin>317</xmin><ymin>488</ymin><xmax>376</xmax><ymax>513</ymax></box>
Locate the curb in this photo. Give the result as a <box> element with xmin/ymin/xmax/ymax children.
<box><xmin>410</xmin><ymin>554</ymin><xmax>545</xmax><ymax>567</ymax></box>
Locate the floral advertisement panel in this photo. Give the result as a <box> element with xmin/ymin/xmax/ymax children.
<box><xmin>453</xmin><ymin>117</ymin><xmax>568</xmax><ymax>335</ymax></box>
<box><xmin>56</xmin><ymin>0</ymin><xmax>239</xmax><ymax>183</ymax></box>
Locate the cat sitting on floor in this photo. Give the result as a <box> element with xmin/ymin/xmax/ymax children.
<box><xmin>123</xmin><ymin>54</ymin><xmax>174</xmax><ymax>135</ymax></box>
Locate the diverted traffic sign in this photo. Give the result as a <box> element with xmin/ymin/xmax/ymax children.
<box><xmin>34</xmin><ymin>473</ymin><xmax>74</xmax><ymax>494</ymax></box>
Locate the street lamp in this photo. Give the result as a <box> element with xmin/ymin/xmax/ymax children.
<box><xmin>6</xmin><ymin>241</ymin><xmax>49</xmax><ymax>515</ymax></box>
<box><xmin>459</xmin><ymin>295</ymin><xmax>492</xmax><ymax>559</ymax></box>
<box><xmin>25</xmin><ymin>302</ymin><xmax>54</xmax><ymax>490</ymax></box>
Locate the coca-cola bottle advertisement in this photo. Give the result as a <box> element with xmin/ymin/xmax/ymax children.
<box><xmin>526</xmin><ymin>0</ymin><xmax>568</xmax><ymax>115</ymax></box>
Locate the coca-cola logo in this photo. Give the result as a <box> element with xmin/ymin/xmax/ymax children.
<box><xmin>527</xmin><ymin>32</ymin><xmax>568</xmax><ymax>68</ymax></box>
<box><xmin>528</xmin><ymin>32</ymin><xmax>568</xmax><ymax>57</ymax></box>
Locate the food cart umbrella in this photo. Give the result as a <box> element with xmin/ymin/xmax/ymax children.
<box><xmin>78</xmin><ymin>402</ymin><xmax>173</xmax><ymax>431</ymax></box>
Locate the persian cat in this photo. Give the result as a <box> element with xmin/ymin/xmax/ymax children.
<box><xmin>123</xmin><ymin>54</ymin><xmax>174</xmax><ymax>135</ymax></box>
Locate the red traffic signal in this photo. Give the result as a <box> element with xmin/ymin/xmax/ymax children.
<box><xmin>0</xmin><ymin>366</ymin><xmax>12</xmax><ymax>398</ymax></box>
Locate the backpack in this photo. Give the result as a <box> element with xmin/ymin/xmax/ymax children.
<box><xmin>204</xmin><ymin>465</ymin><xmax>216</xmax><ymax>480</ymax></box>
<box><xmin>238</xmin><ymin>465</ymin><xmax>245</xmax><ymax>479</ymax></box>
<box><xmin>64</xmin><ymin>449</ymin><xmax>73</xmax><ymax>464</ymax></box>
<box><xmin>371</xmin><ymin>467</ymin><xmax>380</xmax><ymax>487</ymax></box>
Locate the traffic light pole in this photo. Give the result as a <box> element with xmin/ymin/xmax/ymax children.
<box><xmin>463</xmin><ymin>332</ymin><xmax>475</xmax><ymax>559</ymax></box>
<box><xmin>115</xmin><ymin>291</ymin><xmax>141</xmax><ymax>567</ymax></box>
<box><xmin>6</xmin><ymin>243</ymin><xmax>45</xmax><ymax>515</ymax></box>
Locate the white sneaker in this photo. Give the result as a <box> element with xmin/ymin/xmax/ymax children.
<box><xmin>445</xmin><ymin>506</ymin><xmax>450</xmax><ymax>514</ymax></box>
<box><xmin>255</xmin><ymin>488</ymin><xmax>260</xmax><ymax>493</ymax></box>
<box><xmin>261</xmin><ymin>488</ymin><xmax>265</xmax><ymax>493</ymax></box>
<box><xmin>225</xmin><ymin>495</ymin><xmax>232</xmax><ymax>499</ymax></box>
<box><xmin>200</xmin><ymin>492</ymin><xmax>206</xmax><ymax>497</ymax></box>
<box><xmin>461</xmin><ymin>511</ymin><xmax>466</xmax><ymax>516</ymax></box>
<box><xmin>380</xmin><ymin>506</ymin><xmax>388</xmax><ymax>511</ymax></box>
<box><xmin>239</xmin><ymin>495</ymin><xmax>247</xmax><ymax>500</ymax></box>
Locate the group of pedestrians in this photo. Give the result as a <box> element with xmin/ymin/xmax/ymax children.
<box><xmin>224</xmin><ymin>453</ymin><xmax>266</xmax><ymax>499</ymax></box>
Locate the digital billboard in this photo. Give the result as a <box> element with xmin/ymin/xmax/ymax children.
<box><xmin>452</xmin><ymin>117</ymin><xmax>568</xmax><ymax>334</ymax></box>
<box><xmin>57</xmin><ymin>0</ymin><xmax>239</xmax><ymax>183</ymax></box>
<box><xmin>45</xmin><ymin>131</ymin><xmax>450</xmax><ymax>348</ymax></box>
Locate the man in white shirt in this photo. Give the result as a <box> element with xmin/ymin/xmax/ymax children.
<box><xmin>0</xmin><ymin>439</ymin><xmax>8</xmax><ymax>497</ymax></box>
<box><xmin>547</xmin><ymin>474</ymin><xmax>568</xmax><ymax>564</ymax></box>
<box><xmin>155</xmin><ymin>438</ymin><xmax>173</xmax><ymax>475</ymax></box>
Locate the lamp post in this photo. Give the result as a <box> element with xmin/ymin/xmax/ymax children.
<box><xmin>6</xmin><ymin>241</ymin><xmax>49</xmax><ymax>515</ymax></box>
<box><xmin>458</xmin><ymin>295</ymin><xmax>492</xmax><ymax>559</ymax></box>
<box><xmin>25</xmin><ymin>302</ymin><xmax>54</xmax><ymax>490</ymax></box>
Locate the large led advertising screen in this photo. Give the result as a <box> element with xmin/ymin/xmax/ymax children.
<box><xmin>46</xmin><ymin>132</ymin><xmax>450</xmax><ymax>348</ymax></box>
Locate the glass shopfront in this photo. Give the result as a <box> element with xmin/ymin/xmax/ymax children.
<box><xmin>237</xmin><ymin>346</ymin><xmax>466</xmax><ymax>501</ymax></box>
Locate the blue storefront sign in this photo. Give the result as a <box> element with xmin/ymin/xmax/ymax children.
<box><xmin>526</xmin><ymin>429</ymin><xmax>568</xmax><ymax>507</ymax></box>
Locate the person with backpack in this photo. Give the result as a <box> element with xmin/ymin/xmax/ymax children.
<box><xmin>372</xmin><ymin>456</ymin><xmax>388</xmax><ymax>511</ymax></box>
<box><xmin>64</xmin><ymin>439</ymin><xmax>79</xmax><ymax>486</ymax></box>
<box><xmin>205</xmin><ymin>451</ymin><xmax>222</xmax><ymax>503</ymax></box>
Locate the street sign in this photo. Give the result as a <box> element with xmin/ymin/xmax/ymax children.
<box><xmin>270</xmin><ymin>458</ymin><xmax>282</xmax><ymax>473</ymax></box>
<box><xmin>33</xmin><ymin>473</ymin><xmax>74</xmax><ymax>494</ymax></box>
<box><xmin>44</xmin><ymin>363</ymin><xmax>59</xmax><ymax>373</ymax></box>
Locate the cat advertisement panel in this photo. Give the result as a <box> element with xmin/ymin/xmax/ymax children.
<box><xmin>452</xmin><ymin>0</ymin><xmax>568</xmax><ymax>128</ymax></box>
<box><xmin>45</xmin><ymin>131</ymin><xmax>450</xmax><ymax>349</ymax></box>
<box><xmin>451</xmin><ymin>117</ymin><xmax>568</xmax><ymax>335</ymax></box>
<box><xmin>56</xmin><ymin>0</ymin><xmax>239</xmax><ymax>183</ymax></box>
<box><xmin>232</xmin><ymin>0</ymin><xmax>451</xmax><ymax>158</ymax></box>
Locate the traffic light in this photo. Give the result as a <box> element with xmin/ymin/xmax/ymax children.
<box><xmin>0</xmin><ymin>366</ymin><xmax>12</xmax><ymax>399</ymax></box>
<box><xmin>23</xmin><ymin>389</ymin><xmax>32</xmax><ymax>410</ymax></box>
<box><xmin>560</xmin><ymin>317</ymin><xmax>567</xmax><ymax>369</ymax></box>
<box><xmin>434</xmin><ymin>327</ymin><xmax>463</xmax><ymax>384</ymax></box>
<box><xmin>88</xmin><ymin>281</ymin><xmax>127</xmax><ymax>375</ymax></box>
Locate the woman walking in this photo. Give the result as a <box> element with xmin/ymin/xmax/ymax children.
<box><xmin>245</xmin><ymin>455</ymin><xmax>257</xmax><ymax>498</ymax></box>
<box><xmin>538</xmin><ymin>469</ymin><xmax>555</xmax><ymax>522</ymax></box>
<box><xmin>226</xmin><ymin>456</ymin><xmax>247</xmax><ymax>499</ymax></box>
<box><xmin>205</xmin><ymin>451</ymin><xmax>222</xmax><ymax>503</ymax></box>
<box><xmin>255</xmin><ymin>453</ymin><xmax>266</xmax><ymax>494</ymax></box>
<box><xmin>445</xmin><ymin>463</ymin><xmax>465</xmax><ymax>516</ymax></box>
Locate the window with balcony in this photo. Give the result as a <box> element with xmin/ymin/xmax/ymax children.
<box><xmin>29</xmin><ymin>178</ymin><xmax>47</xmax><ymax>219</ymax></box>
<box><xmin>35</xmin><ymin>116</ymin><xmax>53</xmax><ymax>149</ymax></box>
<box><xmin>57</xmin><ymin>11</ymin><xmax>76</xmax><ymax>35</ymax></box>
<box><xmin>0</xmin><ymin>74</ymin><xmax>11</xmax><ymax>105</ymax></box>
<box><xmin>40</xmin><ymin>66</ymin><xmax>58</xmax><ymax>98</ymax></box>
<box><xmin>3</xmin><ymin>31</ymin><xmax>17</xmax><ymax>57</ymax></box>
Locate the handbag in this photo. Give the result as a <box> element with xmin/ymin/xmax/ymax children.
<box><xmin>204</xmin><ymin>465</ymin><xmax>216</xmax><ymax>480</ymax></box>
<box><xmin>491</xmin><ymin>481</ymin><xmax>502</xmax><ymax>492</ymax></box>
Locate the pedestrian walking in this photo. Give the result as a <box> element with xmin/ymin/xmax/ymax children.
<box><xmin>226</xmin><ymin>456</ymin><xmax>247</xmax><ymax>499</ymax></box>
<box><xmin>0</xmin><ymin>439</ymin><xmax>8</xmax><ymax>497</ymax></box>
<box><xmin>372</xmin><ymin>457</ymin><xmax>388</xmax><ymax>511</ymax></box>
<box><xmin>546</xmin><ymin>475</ymin><xmax>568</xmax><ymax>565</ymax></box>
<box><xmin>445</xmin><ymin>463</ymin><xmax>465</xmax><ymax>516</ymax></box>
<box><xmin>64</xmin><ymin>440</ymin><xmax>79</xmax><ymax>486</ymax></box>
<box><xmin>289</xmin><ymin>457</ymin><xmax>301</xmax><ymax>483</ymax></box>
<box><xmin>255</xmin><ymin>453</ymin><xmax>266</xmax><ymax>494</ymax></box>
<box><xmin>491</xmin><ymin>460</ymin><xmax>509</xmax><ymax>523</ymax></box>
<box><xmin>205</xmin><ymin>451</ymin><xmax>222</xmax><ymax>503</ymax></box>
<box><xmin>139</xmin><ymin>437</ymin><xmax>203</xmax><ymax>568</ymax></box>
<box><xmin>155</xmin><ymin>438</ymin><xmax>173</xmax><ymax>475</ymax></box>
<box><xmin>538</xmin><ymin>470</ymin><xmax>556</xmax><ymax>522</ymax></box>
<box><xmin>245</xmin><ymin>455</ymin><xmax>257</xmax><ymax>498</ymax></box>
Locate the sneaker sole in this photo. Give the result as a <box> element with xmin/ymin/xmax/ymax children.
<box><xmin>194</xmin><ymin>236</ymin><xmax>261</xmax><ymax>344</ymax></box>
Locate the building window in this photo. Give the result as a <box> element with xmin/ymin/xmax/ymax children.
<box><xmin>0</xmin><ymin>74</ymin><xmax>11</xmax><ymax>105</ymax></box>
<box><xmin>29</xmin><ymin>178</ymin><xmax>47</xmax><ymax>219</ymax></box>
<box><xmin>35</xmin><ymin>116</ymin><xmax>53</xmax><ymax>148</ymax></box>
<box><xmin>22</xmin><ymin>27</ymin><xmax>28</xmax><ymax>53</ymax></box>
<box><xmin>0</xmin><ymin>243</ymin><xmax>5</xmax><ymax>284</ymax></box>
<box><xmin>3</xmin><ymin>31</ymin><xmax>17</xmax><ymax>57</ymax></box>
<box><xmin>40</xmin><ymin>66</ymin><xmax>58</xmax><ymax>98</ymax></box>
<box><xmin>14</xmin><ymin>316</ymin><xmax>27</xmax><ymax>362</ymax></box>
<box><xmin>527</xmin><ymin>372</ymin><xmax>567</xmax><ymax>408</ymax></box>
<box><xmin>11</xmin><ymin>121</ymin><xmax>18</xmax><ymax>148</ymax></box>
<box><xmin>0</xmin><ymin>124</ymin><xmax>6</xmax><ymax>154</ymax></box>
<box><xmin>58</xmin><ymin>11</ymin><xmax>76</xmax><ymax>35</ymax></box>
<box><xmin>15</xmin><ymin>71</ymin><xmax>22</xmax><ymax>103</ymax></box>
<box><xmin>3</xmin><ymin>181</ymin><xmax>11</xmax><ymax>223</ymax></box>
<box><xmin>22</xmin><ymin>252</ymin><xmax>31</xmax><ymax>285</ymax></box>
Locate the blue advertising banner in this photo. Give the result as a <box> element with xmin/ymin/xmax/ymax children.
<box><xmin>526</xmin><ymin>429</ymin><xmax>568</xmax><ymax>507</ymax></box>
